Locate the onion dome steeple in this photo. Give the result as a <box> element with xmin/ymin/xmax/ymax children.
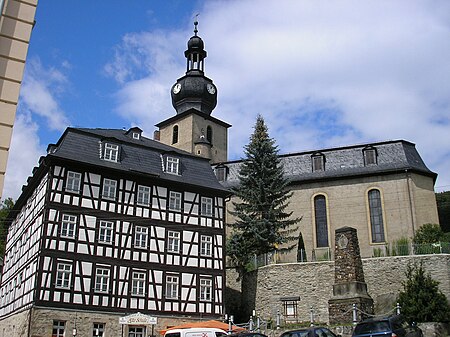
<box><xmin>171</xmin><ymin>20</ymin><xmax>217</xmax><ymax>115</ymax></box>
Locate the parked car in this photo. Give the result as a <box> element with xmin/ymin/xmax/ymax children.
<box><xmin>352</xmin><ymin>315</ymin><xmax>423</xmax><ymax>337</ymax></box>
<box><xmin>280</xmin><ymin>327</ymin><xmax>339</xmax><ymax>337</ymax></box>
<box><xmin>164</xmin><ymin>328</ymin><xmax>228</xmax><ymax>337</ymax></box>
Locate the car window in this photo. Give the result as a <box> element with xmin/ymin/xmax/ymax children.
<box><xmin>318</xmin><ymin>328</ymin><xmax>336</xmax><ymax>337</ymax></box>
<box><xmin>354</xmin><ymin>321</ymin><xmax>390</xmax><ymax>334</ymax></box>
<box><xmin>166</xmin><ymin>333</ymin><xmax>181</xmax><ymax>337</ymax></box>
<box><xmin>283</xmin><ymin>331</ymin><xmax>310</xmax><ymax>337</ymax></box>
<box><xmin>216</xmin><ymin>333</ymin><xmax>227</xmax><ymax>337</ymax></box>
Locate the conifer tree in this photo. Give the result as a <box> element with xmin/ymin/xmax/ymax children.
<box><xmin>397</xmin><ymin>262</ymin><xmax>450</xmax><ymax>323</ymax></box>
<box><xmin>0</xmin><ymin>198</ymin><xmax>14</xmax><ymax>257</ymax></box>
<box><xmin>227</xmin><ymin>115</ymin><xmax>300</xmax><ymax>270</ymax></box>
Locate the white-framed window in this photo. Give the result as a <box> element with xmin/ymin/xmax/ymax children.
<box><xmin>134</xmin><ymin>226</ymin><xmax>148</xmax><ymax>248</ymax></box>
<box><xmin>66</xmin><ymin>171</ymin><xmax>81</xmax><ymax>193</ymax></box>
<box><xmin>56</xmin><ymin>262</ymin><xmax>72</xmax><ymax>288</ymax></box>
<box><xmin>166</xmin><ymin>156</ymin><xmax>180</xmax><ymax>174</ymax></box>
<box><xmin>132</xmin><ymin>132</ymin><xmax>140</xmax><ymax>140</ymax></box>
<box><xmin>94</xmin><ymin>267</ymin><xmax>110</xmax><ymax>293</ymax></box>
<box><xmin>131</xmin><ymin>271</ymin><xmax>145</xmax><ymax>296</ymax></box>
<box><xmin>167</xmin><ymin>231</ymin><xmax>180</xmax><ymax>253</ymax></box>
<box><xmin>129</xmin><ymin>327</ymin><xmax>145</xmax><ymax>337</ymax></box>
<box><xmin>201</xmin><ymin>197</ymin><xmax>213</xmax><ymax>216</ymax></box>
<box><xmin>93</xmin><ymin>323</ymin><xmax>105</xmax><ymax>337</ymax></box>
<box><xmin>200</xmin><ymin>235</ymin><xmax>212</xmax><ymax>256</ymax></box>
<box><xmin>200</xmin><ymin>278</ymin><xmax>212</xmax><ymax>301</ymax></box>
<box><xmin>104</xmin><ymin>143</ymin><xmax>119</xmax><ymax>162</ymax></box>
<box><xmin>61</xmin><ymin>214</ymin><xmax>77</xmax><ymax>238</ymax></box>
<box><xmin>52</xmin><ymin>320</ymin><xmax>65</xmax><ymax>337</ymax></box>
<box><xmin>102</xmin><ymin>178</ymin><xmax>117</xmax><ymax>199</ymax></box>
<box><xmin>169</xmin><ymin>191</ymin><xmax>182</xmax><ymax>211</ymax></box>
<box><xmin>137</xmin><ymin>185</ymin><xmax>151</xmax><ymax>206</ymax></box>
<box><xmin>99</xmin><ymin>220</ymin><xmax>113</xmax><ymax>243</ymax></box>
<box><xmin>165</xmin><ymin>275</ymin><xmax>179</xmax><ymax>299</ymax></box>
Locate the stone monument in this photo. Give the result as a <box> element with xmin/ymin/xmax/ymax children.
<box><xmin>328</xmin><ymin>227</ymin><xmax>374</xmax><ymax>324</ymax></box>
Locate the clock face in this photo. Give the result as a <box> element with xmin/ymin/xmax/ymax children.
<box><xmin>206</xmin><ymin>83</ymin><xmax>216</xmax><ymax>94</ymax></box>
<box><xmin>173</xmin><ymin>83</ymin><xmax>181</xmax><ymax>94</ymax></box>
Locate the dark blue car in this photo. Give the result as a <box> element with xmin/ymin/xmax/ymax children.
<box><xmin>352</xmin><ymin>315</ymin><xmax>422</xmax><ymax>337</ymax></box>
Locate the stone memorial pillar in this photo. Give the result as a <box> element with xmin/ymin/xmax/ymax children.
<box><xmin>328</xmin><ymin>227</ymin><xmax>373</xmax><ymax>324</ymax></box>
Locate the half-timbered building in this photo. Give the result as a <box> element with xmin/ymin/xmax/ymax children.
<box><xmin>0</xmin><ymin>127</ymin><xmax>229</xmax><ymax>336</ymax></box>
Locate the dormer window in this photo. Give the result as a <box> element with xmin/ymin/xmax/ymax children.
<box><xmin>126</xmin><ymin>127</ymin><xmax>143</xmax><ymax>141</ymax></box>
<box><xmin>166</xmin><ymin>156</ymin><xmax>180</xmax><ymax>175</ymax></box>
<box><xmin>214</xmin><ymin>166</ymin><xmax>227</xmax><ymax>181</ymax></box>
<box><xmin>312</xmin><ymin>153</ymin><xmax>325</xmax><ymax>172</ymax></box>
<box><xmin>363</xmin><ymin>146</ymin><xmax>378</xmax><ymax>166</ymax></box>
<box><xmin>104</xmin><ymin>143</ymin><xmax>119</xmax><ymax>162</ymax></box>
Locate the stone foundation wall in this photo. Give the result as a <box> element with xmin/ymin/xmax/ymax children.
<box><xmin>226</xmin><ymin>254</ymin><xmax>450</xmax><ymax>324</ymax></box>
<box><xmin>0</xmin><ymin>306</ymin><xmax>220</xmax><ymax>337</ymax></box>
<box><xmin>0</xmin><ymin>308</ymin><xmax>31</xmax><ymax>336</ymax></box>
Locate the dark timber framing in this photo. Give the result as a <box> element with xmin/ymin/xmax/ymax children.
<box><xmin>0</xmin><ymin>127</ymin><xmax>229</xmax><ymax>319</ymax></box>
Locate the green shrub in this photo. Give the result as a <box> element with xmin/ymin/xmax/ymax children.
<box><xmin>391</xmin><ymin>237</ymin><xmax>410</xmax><ymax>256</ymax></box>
<box><xmin>372</xmin><ymin>247</ymin><xmax>384</xmax><ymax>257</ymax></box>
<box><xmin>397</xmin><ymin>262</ymin><xmax>450</xmax><ymax>323</ymax></box>
<box><xmin>413</xmin><ymin>223</ymin><xmax>444</xmax><ymax>244</ymax></box>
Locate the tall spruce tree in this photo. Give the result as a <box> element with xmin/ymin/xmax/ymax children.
<box><xmin>227</xmin><ymin>115</ymin><xmax>300</xmax><ymax>270</ymax></box>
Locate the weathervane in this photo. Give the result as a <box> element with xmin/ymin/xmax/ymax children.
<box><xmin>194</xmin><ymin>13</ymin><xmax>199</xmax><ymax>36</ymax></box>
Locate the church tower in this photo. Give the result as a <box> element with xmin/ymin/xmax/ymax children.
<box><xmin>155</xmin><ymin>20</ymin><xmax>230</xmax><ymax>163</ymax></box>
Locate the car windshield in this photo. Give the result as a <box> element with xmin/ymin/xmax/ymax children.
<box><xmin>354</xmin><ymin>321</ymin><xmax>390</xmax><ymax>335</ymax></box>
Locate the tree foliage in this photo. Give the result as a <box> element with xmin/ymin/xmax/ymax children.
<box><xmin>397</xmin><ymin>262</ymin><xmax>450</xmax><ymax>323</ymax></box>
<box><xmin>0</xmin><ymin>198</ymin><xmax>14</xmax><ymax>257</ymax></box>
<box><xmin>227</xmin><ymin>115</ymin><xmax>300</xmax><ymax>270</ymax></box>
<box><xmin>413</xmin><ymin>223</ymin><xmax>450</xmax><ymax>244</ymax></box>
<box><xmin>436</xmin><ymin>191</ymin><xmax>450</xmax><ymax>233</ymax></box>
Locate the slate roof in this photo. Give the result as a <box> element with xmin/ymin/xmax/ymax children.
<box><xmin>214</xmin><ymin>140</ymin><xmax>437</xmax><ymax>188</ymax></box>
<box><xmin>46</xmin><ymin>127</ymin><xmax>229</xmax><ymax>193</ymax></box>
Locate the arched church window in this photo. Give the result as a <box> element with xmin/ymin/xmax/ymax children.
<box><xmin>172</xmin><ymin>125</ymin><xmax>179</xmax><ymax>144</ymax></box>
<box><xmin>368</xmin><ymin>189</ymin><xmax>385</xmax><ymax>243</ymax></box>
<box><xmin>314</xmin><ymin>195</ymin><xmax>329</xmax><ymax>247</ymax></box>
<box><xmin>206</xmin><ymin>126</ymin><xmax>212</xmax><ymax>144</ymax></box>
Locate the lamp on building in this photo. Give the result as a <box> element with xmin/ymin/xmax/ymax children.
<box><xmin>72</xmin><ymin>327</ymin><xmax>77</xmax><ymax>337</ymax></box>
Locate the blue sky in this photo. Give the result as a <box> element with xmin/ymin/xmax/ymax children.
<box><xmin>4</xmin><ymin>0</ymin><xmax>450</xmax><ymax>199</ymax></box>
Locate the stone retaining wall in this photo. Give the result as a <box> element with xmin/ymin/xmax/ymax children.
<box><xmin>226</xmin><ymin>254</ymin><xmax>450</xmax><ymax>324</ymax></box>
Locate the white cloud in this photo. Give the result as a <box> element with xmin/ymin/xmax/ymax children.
<box><xmin>3</xmin><ymin>58</ymin><xmax>71</xmax><ymax>199</ymax></box>
<box><xmin>20</xmin><ymin>58</ymin><xmax>70</xmax><ymax>131</ymax></box>
<box><xmin>107</xmin><ymin>0</ymin><xmax>450</xmax><ymax>191</ymax></box>
<box><xmin>3</xmin><ymin>113</ymin><xmax>44</xmax><ymax>200</ymax></box>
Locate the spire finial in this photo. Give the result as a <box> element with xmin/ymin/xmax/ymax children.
<box><xmin>194</xmin><ymin>14</ymin><xmax>199</xmax><ymax>36</ymax></box>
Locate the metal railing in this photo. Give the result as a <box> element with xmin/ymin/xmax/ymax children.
<box><xmin>233</xmin><ymin>242</ymin><xmax>450</xmax><ymax>270</ymax></box>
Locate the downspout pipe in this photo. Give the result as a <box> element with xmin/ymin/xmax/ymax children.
<box><xmin>405</xmin><ymin>169</ymin><xmax>416</xmax><ymax>237</ymax></box>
